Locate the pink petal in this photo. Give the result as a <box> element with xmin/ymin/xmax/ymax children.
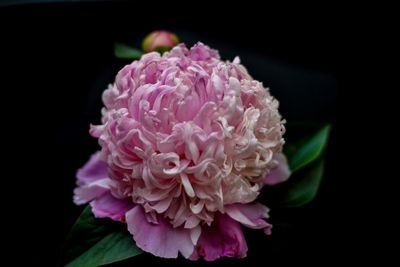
<box><xmin>191</xmin><ymin>213</ymin><xmax>248</xmax><ymax>261</ymax></box>
<box><xmin>90</xmin><ymin>192</ymin><xmax>134</xmax><ymax>221</ymax></box>
<box><xmin>76</xmin><ymin>151</ymin><xmax>108</xmax><ymax>183</ymax></box>
<box><xmin>189</xmin><ymin>42</ymin><xmax>219</xmax><ymax>61</ymax></box>
<box><xmin>264</xmin><ymin>153</ymin><xmax>291</xmax><ymax>185</ymax></box>
<box><xmin>184</xmin><ymin>215</ymin><xmax>201</xmax><ymax>229</ymax></box>
<box><xmin>73</xmin><ymin>178</ymin><xmax>111</xmax><ymax>205</ymax></box>
<box><xmin>181</xmin><ymin>173</ymin><xmax>195</xmax><ymax>198</ymax></box>
<box><xmin>89</xmin><ymin>124</ymin><xmax>103</xmax><ymax>138</ymax></box>
<box><xmin>225</xmin><ymin>202</ymin><xmax>272</xmax><ymax>235</ymax></box>
<box><xmin>126</xmin><ymin>206</ymin><xmax>195</xmax><ymax>259</ymax></box>
<box><xmin>74</xmin><ymin>152</ymin><xmax>113</xmax><ymax>205</ymax></box>
<box><xmin>190</xmin><ymin>226</ymin><xmax>201</xmax><ymax>244</ymax></box>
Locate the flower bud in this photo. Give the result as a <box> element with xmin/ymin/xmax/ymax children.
<box><xmin>142</xmin><ymin>31</ymin><xmax>179</xmax><ymax>53</ymax></box>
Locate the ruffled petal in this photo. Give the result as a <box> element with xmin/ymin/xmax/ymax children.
<box><xmin>126</xmin><ymin>206</ymin><xmax>195</xmax><ymax>259</ymax></box>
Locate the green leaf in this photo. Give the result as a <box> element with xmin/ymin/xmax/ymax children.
<box><xmin>63</xmin><ymin>206</ymin><xmax>142</xmax><ymax>267</ymax></box>
<box><xmin>286</xmin><ymin>124</ymin><xmax>331</xmax><ymax>172</ymax></box>
<box><xmin>65</xmin><ymin>231</ymin><xmax>142</xmax><ymax>267</ymax></box>
<box><xmin>114</xmin><ymin>43</ymin><xmax>142</xmax><ymax>59</ymax></box>
<box><xmin>279</xmin><ymin>160</ymin><xmax>325</xmax><ymax>207</ymax></box>
<box><xmin>262</xmin><ymin>123</ymin><xmax>331</xmax><ymax>208</ymax></box>
<box><xmin>63</xmin><ymin>206</ymin><xmax>111</xmax><ymax>263</ymax></box>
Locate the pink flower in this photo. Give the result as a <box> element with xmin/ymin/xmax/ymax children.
<box><xmin>75</xmin><ymin>42</ymin><xmax>290</xmax><ymax>260</ymax></box>
<box><xmin>142</xmin><ymin>31</ymin><xmax>179</xmax><ymax>53</ymax></box>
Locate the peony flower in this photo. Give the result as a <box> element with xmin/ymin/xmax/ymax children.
<box><xmin>142</xmin><ymin>31</ymin><xmax>179</xmax><ymax>53</ymax></box>
<box><xmin>74</xmin><ymin>42</ymin><xmax>290</xmax><ymax>261</ymax></box>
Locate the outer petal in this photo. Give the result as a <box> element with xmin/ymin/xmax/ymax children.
<box><xmin>76</xmin><ymin>151</ymin><xmax>108</xmax><ymax>183</ymax></box>
<box><xmin>191</xmin><ymin>213</ymin><xmax>248</xmax><ymax>261</ymax></box>
<box><xmin>73</xmin><ymin>152</ymin><xmax>112</xmax><ymax>205</ymax></box>
<box><xmin>90</xmin><ymin>192</ymin><xmax>134</xmax><ymax>221</ymax></box>
<box><xmin>264</xmin><ymin>153</ymin><xmax>291</xmax><ymax>185</ymax></box>
<box><xmin>126</xmin><ymin>206</ymin><xmax>195</xmax><ymax>259</ymax></box>
<box><xmin>73</xmin><ymin>178</ymin><xmax>111</xmax><ymax>205</ymax></box>
<box><xmin>225</xmin><ymin>202</ymin><xmax>272</xmax><ymax>235</ymax></box>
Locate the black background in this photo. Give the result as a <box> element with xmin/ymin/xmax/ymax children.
<box><xmin>1</xmin><ymin>1</ymin><xmax>338</xmax><ymax>266</ymax></box>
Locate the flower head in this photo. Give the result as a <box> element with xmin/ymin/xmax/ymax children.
<box><xmin>75</xmin><ymin>42</ymin><xmax>290</xmax><ymax>260</ymax></box>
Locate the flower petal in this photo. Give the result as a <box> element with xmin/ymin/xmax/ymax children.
<box><xmin>191</xmin><ymin>213</ymin><xmax>247</xmax><ymax>261</ymax></box>
<box><xmin>184</xmin><ymin>215</ymin><xmax>201</xmax><ymax>229</ymax></box>
<box><xmin>225</xmin><ymin>202</ymin><xmax>272</xmax><ymax>234</ymax></box>
<box><xmin>90</xmin><ymin>192</ymin><xmax>134</xmax><ymax>221</ymax></box>
<box><xmin>126</xmin><ymin>206</ymin><xmax>195</xmax><ymax>259</ymax></box>
<box><xmin>76</xmin><ymin>151</ymin><xmax>108</xmax><ymax>183</ymax></box>
<box><xmin>181</xmin><ymin>173</ymin><xmax>195</xmax><ymax>198</ymax></box>
<box><xmin>73</xmin><ymin>178</ymin><xmax>111</xmax><ymax>205</ymax></box>
<box><xmin>190</xmin><ymin>225</ymin><xmax>201</xmax><ymax>244</ymax></box>
<box><xmin>264</xmin><ymin>153</ymin><xmax>291</xmax><ymax>185</ymax></box>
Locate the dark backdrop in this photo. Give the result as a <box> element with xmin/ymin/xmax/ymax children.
<box><xmin>1</xmin><ymin>2</ymin><xmax>338</xmax><ymax>266</ymax></box>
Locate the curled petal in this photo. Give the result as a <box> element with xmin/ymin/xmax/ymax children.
<box><xmin>181</xmin><ymin>173</ymin><xmax>195</xmax><ymax>198</ymax></box>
